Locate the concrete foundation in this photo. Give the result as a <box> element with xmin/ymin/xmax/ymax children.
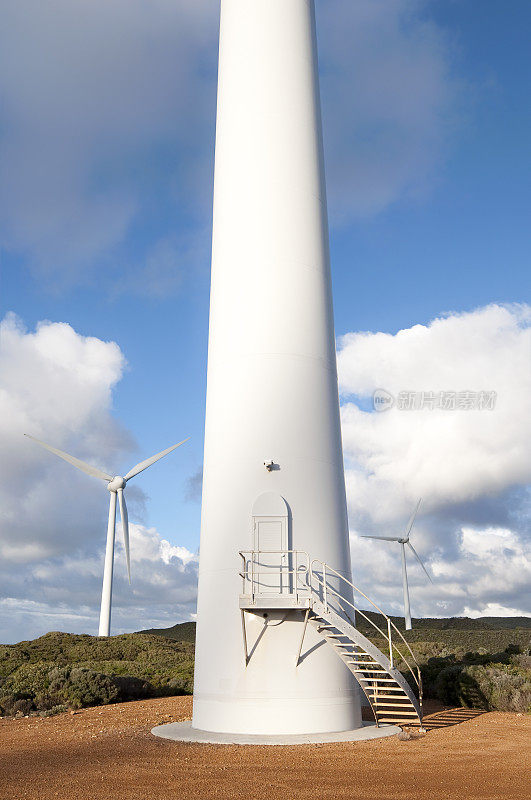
<box><xmin>151</xmin><ymin>720</ymin><xmax>400</xmax><ymax>746</ymax></box>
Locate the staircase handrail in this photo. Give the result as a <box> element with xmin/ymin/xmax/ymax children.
<box><xmin>236</xmin><ymin>548</ymin><xmax>422</xmax><ymax>703</ymax></box>
<box><xmin>309</xmin><ymin>558</ymin><xmax>422</xmax><ymax>692</ymax></box>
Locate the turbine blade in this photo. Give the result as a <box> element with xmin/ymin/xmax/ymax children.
<box><xmin>404</xmin><ymin>498</ymin><xmax>422</xmax><ymax>540</ymax></box>
<box><xmin>407</xmin><ymin>542</ymin><xmax>433</xmax><ymax>583</ymax></box>
<box><xmin>117</xmin><ymin>489</ymin><xmax>131</xmax><ymax>584</ymax></box>
<box><xmin>24</xmin><ymin>434</ymin><xmax>113</xmax><ymax>481</ymax></box>
<box><xmin>124</xmin><ymin>438</ymin><xmax>190</xmax><ymax>481</ymax></box>
<box><xmin>361</xmin><ymin>535</ymin><xmax>401</xmax><ymax>541</ymax></box>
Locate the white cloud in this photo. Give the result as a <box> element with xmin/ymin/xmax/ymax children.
<box><xmin>352</xmin><ymin>521</ymin><xmax>531</xmax><ymax>620</ymax></box>
<box><xmin>0</xmin><ymin>523</ymin><xmax>197</xmax><ymax>642</ymax></box>
<box><xmin>0</xmin><ymin>312</ymin><xmax>132</xmax><ymax>558</ymax></box>
<box><xmin>339</xmin><ymin>304</ymin><xmax>531</xmax><ymax>517</ymax></box>
<box><xmin>0</xmin><ymin>523</ymin><xmax>198</xmax><ymax>643</ymax></box>
<box><xmin>338</xmin><ymin>304</ymin><xmax>531</xmax><ymax>617</ymax></box>
<box><xmin>0</xmin><ymin>315</ymin><xmax>197</xmax><ymax>642</ymax></box>
<box><xmin>463</xmin><ymin>603</ymin><xmax>528</xmax><ymax>619</ymax></box>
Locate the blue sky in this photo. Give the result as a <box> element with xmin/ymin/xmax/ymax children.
<box><xmin>0</xmin><ymin>1</ymin><xmax>529</xmax><ymax>641</ymax></box>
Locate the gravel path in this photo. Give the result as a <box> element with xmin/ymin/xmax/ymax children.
<box><xmin>0</xmin><ymin>696</ymin><xmax>529</xmax><ymax>799</ymax></box>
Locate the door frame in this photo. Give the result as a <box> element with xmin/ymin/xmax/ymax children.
<box><xmin>251</xmin><ymin>493</ymin><xmax>289</xmax><ymax>594</ymax></box>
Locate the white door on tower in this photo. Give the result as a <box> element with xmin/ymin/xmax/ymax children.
<box><xmin>252</xmin><ymin>493</ymin><xmax>289</xmax><ymax>596</ymax></box>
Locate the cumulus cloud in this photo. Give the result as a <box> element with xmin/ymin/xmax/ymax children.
<box><xmin>339</xmin><ymin>303</ymin><xmax>531</xmax><ymax>516</ymax></box>
<box><xmin>0</xmin><ymin>315</ymin><xmax>197</xmax><ymax>642</ymax></box>
<box><xmin>338</xmin><ymin>304</ymin><xmax>531</xmax><ymax>617</ymax></box>
<box><xmin>0</xmin><ymin>523</ymin><xmax>198</xmax><ymax>643</ymax></box>
<box><xmin>0</xmin><ymin>313</ymin><xmax>132</xmax><ymax>558</ymax></box>
<box><xmin>0</xmin><ymin>0</ymin><xmax>461</xmax><ymax>286</ymax></box>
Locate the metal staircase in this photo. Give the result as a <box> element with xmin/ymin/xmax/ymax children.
<box><xmin>310</xmin><ymin>602</ymin><xmax>422</xmax><ymax>726</ymax></box>
<box><xmin>239</xmin><ymin>550</ymin><xmax>424</xmax><ymax>728</ymax></box>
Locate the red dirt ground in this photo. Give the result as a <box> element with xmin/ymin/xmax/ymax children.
<box><xmin>0</xmin><ymin>696</ymin><xmax>529</xmax><ymax>800</ymax></box>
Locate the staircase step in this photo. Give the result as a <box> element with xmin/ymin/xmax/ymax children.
<box><xmin>312</xmin><ymin>604</ymin><xmax>422</xmax><ymax>724</ymax></box>
<box><xmin>367</xmin><ymin>685</ymin><xmax>405</xmax><ymax>691</ymax></box>
<box><xmin>348</xmin><ymin>666</ymin><xmax>387</xmax><ymax>672</ymax></box>
<box><xmin>377</xmin><ymin>710</ymin><xmax>419</xmax><ymax>717</ymax></box>
<box><xmin>337</xmin><ymin>650</ymin><xmax>371</xmax><ymax>657</ymax></box>
<box><xmin>367</xmin><ymin>693</ymin><xmax>411</xmax><ymax>705</ymax></box>
<box><xmin>374</xmin><ymin>701</ymin><xmax>414</xmax><ymax>707</ymax></box>
<box><xmin>378</xmin><ymin>721</ymin><xmax>420</xmax><ymax>726</ymax></box>
<box><xmin>352</xmin><ymin>659</ymin><xmax>388</xmax><ymax>672</ymax></box>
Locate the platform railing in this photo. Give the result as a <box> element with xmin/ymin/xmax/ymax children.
<box><xmin>239</xmin><ymin>550</ymin><xmax>309</xmax><ymax>603</ymax></box>
<box><xmin>237</xmin><ymin>548</ymin><xmax>422</xmax><ymax>710</ymax></box>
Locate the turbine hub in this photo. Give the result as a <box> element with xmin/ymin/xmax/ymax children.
<box><xmin>107</xmin><ymin>476</ymin><xmax>125</xmax><ymax>492</ymax></box>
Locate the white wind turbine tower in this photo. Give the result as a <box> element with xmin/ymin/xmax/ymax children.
<box><xmin>25</xmin><ymin>434</ymin><xmax>189</xmax><ymax>636</ymax></box>
<box><xmin>361</xmin><ymin>499</ymin><xmax>432</xmax><ymax>630</ymax></box>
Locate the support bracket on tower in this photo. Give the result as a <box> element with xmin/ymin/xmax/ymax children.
<box><xmin>240</xmin><ymin>610</ymin><xmax>249</xmax><ymax>667</ymax></box>
<box><xmin>295</xmin><ymin>607</ymin><xmax>310</xmax><ymax>667</ymax></box>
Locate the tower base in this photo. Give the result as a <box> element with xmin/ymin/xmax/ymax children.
<box><xmin>151</xmin><ymin>720</ymin><xmax>400</xmax><ymax>746</ymax></box>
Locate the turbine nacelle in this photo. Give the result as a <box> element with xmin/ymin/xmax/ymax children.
<box><xmin>107</xmin><ymin>476</ymin><xmax>126</xmax><ymax>492</ymax></box>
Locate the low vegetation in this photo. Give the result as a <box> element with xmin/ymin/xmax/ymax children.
<box><xmin>1</xmin><ymin>617</ymin><xmax>529</xmax><ymax>718</ymax></box>
<box><xmin>364</xmin><ymin>627</ymin><xmax>531</xmax><ymax>713</ymax></box>
<box><xmin>0</xmin><ymin>631</ymin><xmax>194</xmax><ymax>718</ymax></box>
<box><xmin>415</xmin><ymin>646</ymin><xmax>531</xmax><ymax>712</ymax></box>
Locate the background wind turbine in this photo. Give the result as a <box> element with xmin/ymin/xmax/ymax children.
<box><xmin>25</xmin><ymin>434</ymin><xmax>189</xmax><ymax>636</ymax></box>
<box><xmin>361</xmin><ymin>499</ymin><xmax>432</xmax><ymax>630</ymax></box>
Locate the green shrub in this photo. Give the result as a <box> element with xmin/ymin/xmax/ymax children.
<box><xmin>434</xmin><ymin>664</ymin><xmax>463</xmax><ymax>705</ymax></box>
<box><xmin>0</xmin><ymin>632</ymin><xmax>194</xmax><ymax>717</ymax></box>
<box><xmin>48</xmin><ymin>667</ymin><xmax>120</xmax><ymax>709</ymax></box>
<box><xmin>417</xmin><ymin>649</ymin><xmax>531</xmax><ymax>712</ymax></box>
<box><xmin>462</xmin><ymin>664</ymin><xmax>531</xmax><ymax>712</ymax></box>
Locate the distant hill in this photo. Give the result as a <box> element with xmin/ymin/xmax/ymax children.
<box><xmin>481</xmin><ymin>617</ymin><xmax>531</xmax><ymax>629</ymax></box>
<box><xmin>136</xmin><ymin>614</ymin><xmax>531</xmax><ymax>643</ymax></box>
<box><xmin>357</xmin><ymin>611</ymin><xmax>531</xmax><ymax>632</ymax></box>
<box><xmin>136</xmin><ymin>621</ymin><xmax>197</xmax><ymax>642</ymax></box>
